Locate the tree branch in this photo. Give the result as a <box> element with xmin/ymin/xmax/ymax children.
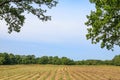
<box><xmin>0</xmin><ymin>1</ymin><xmax>10</xmax><ymax>6</ymax></box>
<box><xmin>0</xmin><ymin>0</ymin><xmax>22</xmax><ymax>6</ymax></box>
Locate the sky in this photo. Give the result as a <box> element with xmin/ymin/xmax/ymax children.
<box><xmin>0</xmin><ymin>0</ymin><xmax>120</xmax><ymax>60</ymax></box>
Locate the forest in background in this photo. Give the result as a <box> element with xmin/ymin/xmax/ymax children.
<box><xmin>0</xmin><ymin>52</ymin><xmax>120</xmax><ymax>66</ymax></box>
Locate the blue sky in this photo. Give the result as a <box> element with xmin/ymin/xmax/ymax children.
<box><xmin>0</xmin><ymin>0</ymin><xmax>120</xmax><ymax>60</ymax></box>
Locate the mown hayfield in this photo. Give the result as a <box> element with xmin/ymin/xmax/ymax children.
<box><xmin>0</xmin><ymin>65</ymin><xmax>120</xmax><ymax>80</ymax></box>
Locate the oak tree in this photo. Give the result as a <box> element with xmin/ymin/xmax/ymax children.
<box><xmin>86</xmin><ymin>0</ymin><xmax>120</xmax><ymax>50</ymax></box>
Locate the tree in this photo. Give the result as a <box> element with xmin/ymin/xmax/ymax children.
<box><xmin>48</xmin><ymin>56</ymin><xmax>53</xmax><ymax>64</ymax></box>
<box><xmin>52</xmin><ymin>56</ymin><xmax>61</xmax><ymax>65</ymax></box>
<box><xmin>37</xmin><ymin>56</ymin><xmax>49</xmax><ymax>64</ymax></box>
<box><xmin>61</xmin><ymin>57</ymin><xmax>74</xmax><ymax>65</ymax></box>
<box><xmin>85</xmin><ymin>0</ymin><xmax>120</xmax><ymax>50</ymax></box>
<box><xmin>3</xmin><ymin>52</ymin><xmax>11</xmax><ymax>64</ymax></box>
<box><xmin>112</xmin><ymin>55</ymin><xmax>120</xmax><ymax>66</ymax></box>
<box><xmin>15</xmin><ymin>55</ymin><xmax>22</xmax><ymax>64</ymax></box>
<box><xmin>103</xmin><ymin>60</ymin><xmax>113</xmax><ymax>65</ymax></box>
<box><xmin>9</xmin><ymin>53</ymin><xmax>16</xmax><ymax>64</ymax></box>
<box><xmin>20</xmin><ymin>55</ymin><xmax>27</xmax><ymax>64</ymax></box>
<box><xmin>0</xmin><ymin>0</ymin><xmax>57</xmax><ymax>33</ymax></box>
<box><xmin>25</xmin><ymin>55</ymin><xmax>36</xmax><ymax>64</ymax></box>
<box><xmin>0</xmin><ymin>53</ymin><xmax>5</xmax><ymax>65</ymax></box>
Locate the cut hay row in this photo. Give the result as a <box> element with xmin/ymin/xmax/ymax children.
<box><xmin>0</xmin><ymin>65</ymin><xmax>120</xmax><ymax>80</ymax></box>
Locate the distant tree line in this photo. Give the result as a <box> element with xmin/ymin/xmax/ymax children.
<box><xmin>0</xmin><ymin>53</ymin><xmax>74</xmax><ymax>65</ymax></box>
<box><xmin>0</xmin><ymin>52</ymin><xmax>120</xmax><ymax>66</ymax></box>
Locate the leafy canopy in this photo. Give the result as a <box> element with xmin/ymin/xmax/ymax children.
<box><xmin>85</xmin><ymin>0</ymin><xmax>120</xmax><ymax>50</ymax></box>
<box><xmin>0</xmin><ymin>0</ymin><xmax>57</xmax><ymax>33</ymax></box>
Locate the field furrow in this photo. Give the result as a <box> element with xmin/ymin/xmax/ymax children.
<box><xmin>0</xmin><ymin>65</ymin><xmax>120</xmax><ymax>80</ymax></box>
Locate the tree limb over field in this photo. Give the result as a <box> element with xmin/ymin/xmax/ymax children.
<box><xmin>0</xmin><ymin>0</ymin><xmax>58</xmax><ymax>33</ymax></box>
<box><xmin>86</xmin><ymin>0</ymin><xmax>120</xmax><ymax>50</ymax></box>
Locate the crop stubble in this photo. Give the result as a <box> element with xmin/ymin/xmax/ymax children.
<box><xmin>0</xmin><ymin>65</ymin><xmax>120</xmax><ymax>80</ymax></box>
